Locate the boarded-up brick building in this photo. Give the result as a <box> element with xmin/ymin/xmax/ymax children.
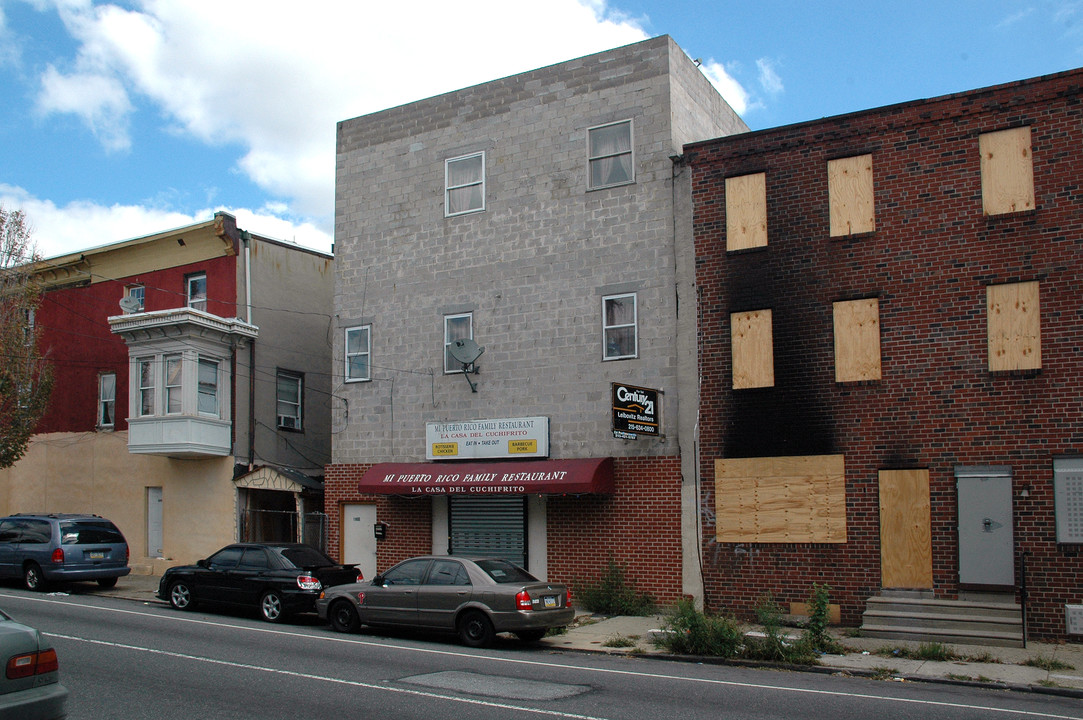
<box><xmin>687</xmin><ymin>68</ymin><xmax>1083</xmax><ymax>640</ymax></box>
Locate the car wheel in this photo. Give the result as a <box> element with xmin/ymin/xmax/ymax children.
<box><xmin>515</xmin><ymin>628</ymin><xmax>547</xmax><ymax>642</ymax></box>
<box><xmin>169</xmin><ymin>581</ymin><xmax>195</xmax><ymax>610</ymax></box>
<box><xmin>458</xmin><ymin>610</ymin><xmax>495</xmax><ymax>648</ymax></box>
<box><xmin>328</xmin><ymin>599</ymin><xmax>360</xmax><ymax>633</ymax></box>
<box><xmin>259</xmin><ymin>590</ymin><xmax>286</xmax><ymax>623</ymax></box>
<box><xmin>97</xmin><ymin>577</ymin><xmax>118</xmax><ymax>588</ymax></box>
<box><xmin>23</xmin><ymin>563</ymin><xmax>46</xmax><ymax>592</ymax></box>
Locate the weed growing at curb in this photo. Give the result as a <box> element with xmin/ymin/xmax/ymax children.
<box><xmin>602</xmin><ymin>635</ymin><xmax>637</xmax><ymax>648</ymax></box>
<box><xmin>575</xmin><ymin>559</ymin><xmax>656</xmax><ymax>616</ymax></box>
<box><xmin>1024</xmin><ymin>656</ymin><xmax>1075</xmax><ymax>671</ymax></box>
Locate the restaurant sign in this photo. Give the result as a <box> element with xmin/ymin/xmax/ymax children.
<box><xmin>426</xmin><ymin>416</ymin><xmax>549</xmax><ymax>460</ymax></box>
<box><xmin>612</xmin><ymin>382</ymin><xmax>661</xmax><ymax>439</ymax></box>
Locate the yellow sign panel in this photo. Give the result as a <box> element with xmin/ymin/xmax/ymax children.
<box><xmin>508</xmin><ymin>439</ymin><xmax>537</xmax><ymax>454</ymax></box>
<box><xmin>431</xmin><ymin>442</ymin><xmax>459</xmax><ymax>457</ymax></box>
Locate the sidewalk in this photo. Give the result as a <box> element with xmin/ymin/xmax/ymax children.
<box><xmin>92</xmin><ymin>574</ymin><xmax>1083</xmax><ymax>697</ymax></box>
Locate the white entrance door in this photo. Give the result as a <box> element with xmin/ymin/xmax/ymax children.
<box><xmin>147</xmin><ymin>487</ymin><xmax>163</xmax><ymax>558</ymax></box>
<box><xmin>342</xmin><ymin>504</ymin><xmax>377</xmax><ymax>581</ymax></box>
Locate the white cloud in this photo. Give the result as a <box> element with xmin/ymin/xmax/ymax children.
<box><xmin>0</xmin><ymin>183</ymin><xmax>333</xmax><ymax>258</ymax></box>
<box><xmin>756</xmin><ymin>57</ymin><xmax>784</xmax><ymax>95</ymax></box>
<box><xmin>20</xmin><ymin>0</ymin><xmax>752</xmax><ymax>255</ymax></box>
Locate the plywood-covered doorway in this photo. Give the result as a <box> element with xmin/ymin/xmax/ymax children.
<box><xmin>878</xmin><ymin>469</ymin><xmax>933</xmax><ymax>589</ymax></box>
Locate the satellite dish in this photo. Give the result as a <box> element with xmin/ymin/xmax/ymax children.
<box><xmin>448</xmin><ymin>338</ymin><xmax>484</xmax><ymax>392</ymax></box>
<box><xmin>118</xmin><ymin>296</ymin><xmax>141</xmax><ymax>314</ymax></box>
<box><xmin>449</xmin><ymin>338</ymin><xmax>484</xmax><ymax>365</ymax></box>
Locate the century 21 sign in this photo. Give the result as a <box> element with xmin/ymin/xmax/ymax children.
<box><xmin>611</xmin><ymin>383</ymin><xmax>661</xmax><ymax>438</ymax></box>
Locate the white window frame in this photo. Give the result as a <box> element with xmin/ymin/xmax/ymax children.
<box><xmin>197</xmin><ymin>357</ymin><xmax>219</xmax><ymax>417</ymax></box>
<box><xmin>138</xmin><ymin>357</ymin><xmax>156</xmax><ymax>416</ymax></box>
<box><xmin>276</xmin><ymin>370</ymin><xmax>303</xmax><ymax>431</ymax></box>
<box><xmin>602</xmin><ymin>293</ymin><xmax>638</xmax><ymax>361</ymax></box>
<box><xmin>444</xmin><ymin>313</ymin><xmax>473</xmax><ymax>374</ymax></box>
<box><xmin>187</xmin><ymin>273</ymin><xmax>207</xmax><ymax>312</ymax></box>
<box><xmin>98</xmin><ymin>372</ymin><xmax>116</xmax><ymax>428</ymax></box>
<box><xmin>445</xmin><ymin>152</ymin><xmax>485</xmax><ymax>217</ymax></box>
<box><xmin>163</xmin><ymin>354</ymin><xmax>183</xmax><ymax>415</ymax></box>
<box><xmin>125</xmin><ymin>284</ymin><xmax>145</xmax><ymax>312</ymax></box>
<box><xmin>344</xmin><ymin>325</ymin><xmax>371</xmax><ymax>382</ymax></box>
<box><xmin>588</xmin><ymin>119</ymin><xmax>634</xmax><ymax>190</ymax></box>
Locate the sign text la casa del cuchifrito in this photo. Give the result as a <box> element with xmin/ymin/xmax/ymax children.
<box><xmin>611</xmin><ymin>383</ymin><xmax>660</xmax><ymax>439</ymax></box>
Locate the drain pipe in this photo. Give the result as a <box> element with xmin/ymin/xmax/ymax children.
<box><xmin>1020</xmin><ymin>550</ymin><xmax>1030</xmax><ymax>648</ymax></box>
<box><xmin>242</xmin><ymin>230</ymin><xmax>256</xmax><ymax>469</ymax></box>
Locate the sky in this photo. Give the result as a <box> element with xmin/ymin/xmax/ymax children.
<box><xmin>1</xmin><ymin>0</ymin><xmax>1080</xmax><ymax>259</ymax></box>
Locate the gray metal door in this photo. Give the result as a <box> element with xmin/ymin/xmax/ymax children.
<box><xmin>956</xmin><ymin>467</ymin><xmax>1014</xmax><ymax>588</ymax></box>
<box><xmin>146</xmin><ymin>487</ymin><xmax>163</xmax><ymax>558</ymax></box>
<box><xmin>449</xmin><ymin>496</ymin><xmax>526</xmax><ymax>567</ymax></box>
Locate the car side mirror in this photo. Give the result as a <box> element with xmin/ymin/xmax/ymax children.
<box><xmin>196</xmin><ymin>559</ymin><xmax>208</xmax><ymax>568</ymax></box>
<box><xmin>371</xmin><ymin>575</ymin><xmax>384</xmax><ymax>586</ymax></box>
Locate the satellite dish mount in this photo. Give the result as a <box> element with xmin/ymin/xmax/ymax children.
<box><xmin>448</xmin><ymin>338</ymin><xmax>485</xmax><ymax>393</ymax></box>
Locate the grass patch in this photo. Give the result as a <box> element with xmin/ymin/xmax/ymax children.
<box><xmin>875</xmin><ymin>642</ymin><xmax>959</xmax><ymax>661</ymax></box>
<box><xmin>575</xmin><ymin>559</ymin><xmax>656</xmax><ymax>616</ymax></box>
<box><xmin>544</xmin><ymin>625</ymin><xmax>569</xmax><ymax>637</ymax></box>
<box><xmin>870</xmin><ymin>666</ymin><xmax>898</xmax><ymax>681</ymax></box>
<box><xmin>1023</xmin><ymin>656</ymin><xmax>1075</xmax><ymax>671</ymax></box>
<box><xmin>962</xmin><ymin>651</ymin><xmax>1001</xmax><ymax>664</ymax></box>
<box><xmin>602</xmin><ymin>635</ymin><xmax>637</xmax><ymax>648</ymax></box>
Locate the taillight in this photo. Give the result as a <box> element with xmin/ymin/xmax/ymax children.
<box><xmin>297</xmin><ymin>574</ymin><xmax>322</xmax><ymax>591</ymax></box>
<box><xmin>50</xmin><ymin>548</ymin><xmax>64</xmax><ymax>565</ymax></box>
<box><xmin>565</xmin><ymin>588</ymin><xmax>573</xmax><ymax>608</ymax></box>
<box><xmin>356</xmin><ymin>571</ymin><xmax>365</xmax><ymax>583</ymax></box>
<box><xmin>126</xmin><ymin>546</ymin><xmax>130</xmax><ymax>563</ymax></box>
<box><xmin>7</xmin><ymin>648</ymin><xmax>58</xmax><ymax>679</ymax></box>
<box><xmin>516</xmin><ymin>590</ymin><xmax>532</xmax><ymax>611</ymax></box>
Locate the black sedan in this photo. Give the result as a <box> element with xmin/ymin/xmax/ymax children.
<box><xmin>316</xmin><ymin>555</ymin><xmax>575</xmax><ymax>647</ymax></box>
<box><xmin>157</xmin><ymin>543</ymin><xmax>361</xmax><ymax>623</ymax></box>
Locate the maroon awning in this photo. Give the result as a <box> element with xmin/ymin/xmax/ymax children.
<box><xmin>358</xmin><ymin>457</ymin><xmax>614</xmax><ymax>496</ymax></box>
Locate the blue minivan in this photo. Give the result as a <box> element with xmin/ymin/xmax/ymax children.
<box><xmin>0</xmin><ymin>514</ymin><xmax>130</xmax><ymax>591</ymax></box>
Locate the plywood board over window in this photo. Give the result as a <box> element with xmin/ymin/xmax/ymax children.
<box><xmin>828</xmin><ymin>154</ymin><xmax>875</xmax><ymax>237</ymax></box>
<box><xmin>833</xmin><ymin>298</ymin><xmax>881</xmax><ymax>382</ymax></box>
<box><xmin>979</xmin><ymin>127</ymin><xmax>1034</xmax><ymax>216</ymax></box>
<box><xmin>715</xmin><ymin>455</ymin><xmax>847</xmax><ymax>543</ymax></box>
<box><xmin>987</xmin><ymin>281</ymin><xmax>1041</xmax><ymax>371</ymax></box>
<box><xmin>726</xmin><ymin>173</ymin><xmax>767</xmax><ymax>251</ymax></box>
<box><xmin>731</xmin><ymin>309</ymin><xmax>774</xmax><ymax>389</ymax></box>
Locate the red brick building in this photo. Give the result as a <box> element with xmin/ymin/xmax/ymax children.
<box><xmin>686</xmin><ymin>68</ymin><xmax>1083</xmax><ymax>640</ymax></box>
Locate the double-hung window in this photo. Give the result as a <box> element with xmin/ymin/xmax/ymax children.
<box><xmin>446</xmin><ymin>152</ymin><xmax>485</xmax><ymax>216</ymax></box>
<box><xmin>138</xmin><ymin>358</ymin><xmax>156</xmax><ymax>416</ymax></box>
<box><xmin>197</xmin><ymin>358</ymin><xmax>218</xmax><ymax>416</ymax></box>
<box><xmin>345</xmin><ymin>326</ymin><xmax>371</xmax><ymax>382</ymax></box>
<box><xmin>164</xmin><ymin>355</ymin><xmax>183</xmax><ymax>414</ymax></box>
<box><xmin>98</xmin><ymin>373</ymin><xmax>116</xmax><ymax>428</ymax></box>
<box><xmin>444</xmin><ymin>313</ymin><xmax>473</xmax><ymax>373</ymax></box>
<box><xmin>276</xmin><ymin>370</ymin><xmax>303</xmax><ymax>430</ymax></box>
<box><xmin>125</xmin><ymin>285</ymin><xmax>145</xmax><ymax>312</ymax></box>
<box><xmin>187</xmin><ymin>273</ymin><xmax>207</xmax><ymax>312</ymax></box>
<box><xmin>588</xmin><ymin>120</ymin><xmax>633</xmax><ymax>189</ymax></box>
<box><xmin>602</xmin><ymin>293</ymin><xmax>637</xmax><ymax>360</ymax></box>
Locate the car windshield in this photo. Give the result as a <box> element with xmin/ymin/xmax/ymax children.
<box><xmin>60</xmin><ymin>520</ymin><xmax>124</xmax><ymax>545</ymax></box>
<box><xmin>278</xmin><ymin>546</ymin><xmax>334</xmax><ymax>569</ymax></box>
<box><xmin>474</xmin><ymin>559</ymin><xmax>537</xmax><ymax>583</ymax></box>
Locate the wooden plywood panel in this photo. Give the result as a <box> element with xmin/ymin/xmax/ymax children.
<box><xmin>833</xmin><ymin>299</ymin><xmax>881</xmax><ymax>382</ymax></box>
<box><xmin>726</xmin><ymin>173</ymin><xmax>767</xmax><ymax>251</ymax></box>
<box><xmin>879</xmin><ymin>469</ymin><xmax>932</xmax><ymax>589</ymax></box>
<box><xmin>828</xmin><ymin>154</ymin><xmax>875</xmax><ymax>237</ymax></box>
<box><xmin>715</xmin><ymin>455</ymin><xmax>846</xmax><ymax>543</ymax></box>
<box><xmin>987</xmin><ymin>281</ymin><xmax>1041</xmax><ymax>371</ymax></box>
<box><xmin>980</xmin><ymin>127</ymin><xmax>1034</xmax><ymax>216</ymax></box>
<box><xmin>731</xmin><ymin>309</ymin><xmax>774</xmax><ymax>389</ymax></box>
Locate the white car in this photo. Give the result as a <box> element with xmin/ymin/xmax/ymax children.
<box><xmin>0</xmin><ymin>608</ymin><xmax>68</xmax><ymax>719</ymax></box>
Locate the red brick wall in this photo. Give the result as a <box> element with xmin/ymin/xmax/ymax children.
<box><xmin>687</xmin><ymin>69</ymin><xmax>1083</xmax><ymax>638</ymax></box>
<box><xmin>325</xmin><ymin>455</ymin><xmax>684</xmax><ymax>603</ymax></box>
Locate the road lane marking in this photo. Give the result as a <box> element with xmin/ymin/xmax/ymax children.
<box><xmin>49</xmin><ymin>632</ymin><xmax>606</xmax><ymax>720</ymax></box>
<box><xmin>4</xmin><ymin>591</ymin><xmax>1080</xmax><ymax>719</ymax></box>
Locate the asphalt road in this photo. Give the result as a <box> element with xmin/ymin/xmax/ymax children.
<box><xmin>1</xmin><ymin>587</ymin><xmax>1081</xmax><ymax>720</ymax></box>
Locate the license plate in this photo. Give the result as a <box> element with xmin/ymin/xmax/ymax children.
<box><xmin>89</xmin><ymin>551</ymin><xmax>105</xmax><ymax>560</ymax></box>
<box><xmin>543</xmin><ymin>596</ymin><xmax>557</xmax><ymax>609</ymax></box>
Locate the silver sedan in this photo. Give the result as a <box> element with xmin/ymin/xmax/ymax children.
<box><xmin>316</xmin><ymin>555</ymin><xmax>575</xmax><ymax>647</ymax></box>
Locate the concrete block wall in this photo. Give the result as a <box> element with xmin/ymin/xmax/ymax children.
<box><xmin>687</xmin><ymin>68</ymin><xmax>1083</xmax><ymax>637</ymax></box>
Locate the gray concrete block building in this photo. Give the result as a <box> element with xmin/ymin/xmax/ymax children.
<box><xmin>325</xmin><ymin>36</ymin><xmax>746</xmax><ymax>602</ymax></box>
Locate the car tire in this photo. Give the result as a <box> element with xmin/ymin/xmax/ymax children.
<box><xmin>259</xmin><ymin>590</ymin><xmax>286</xmax><ymax>623</ymax></box>
<box><xmin>97</xmin><ymin>577</ymin><xmax>118</xmax><ymax>589</ymax></box>
<box><xmin>458</xmin><ymin>610</ymin><xmax>495</xmax><ymax>648</ymax></box>
<box><xmin>328</xmin><ymin>599</ymin><xmax>360</xmax><ymax>633</ymax></box>
<box><xmin>515</xmin><ymin>628</ymin><xmax>547</xmax><ymax>643</ymax></box>
<box><xmin>169</xmin><ymin>581</ymin><xmax>195</xmax><ymax>610</ymax></box>
<box><xmin>23</xmin><ymin>563</ymin><xmax>46</xmax><ymax>592</ymax></box>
